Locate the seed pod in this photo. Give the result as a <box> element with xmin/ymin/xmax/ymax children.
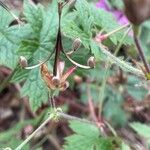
<box><xmin>124</xmin><ymin>0</ymin><xmax>150</xmax><ymax>25</ymax></box>
<box><xmin>87</xmin><ymin>56</ymin><xmax>96</xmax><ymax>68</ymax></box>
<box><xmin>19</xmin><ymin>56</ymin><xmax>28</xmax><ymax>68</ymax></box>
<box><xmin>52</xmin><ymin>76</ymin><xmax>60</xmax><ymax>87</ymax></box>
<box><xmin>72</xmin><ymin>38</ymin><xmax>81</xmax><ymax>51</ymax></box>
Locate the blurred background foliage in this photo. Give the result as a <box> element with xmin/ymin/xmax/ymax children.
<box><xmin>0</xmin><ymin>0</ymin><xmax>150</xmax><ymax>150</ymax></box>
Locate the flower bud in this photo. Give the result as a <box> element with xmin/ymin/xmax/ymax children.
<box><xmin>52</xmin><ymin>76</ymin><xmax>60</xmax><ymax>87</ymax></box>
<box><xmin>72</xmin><ymin>38</ymin><xmax>81</xmax><ymax>51</ymax></box>
<box><xmin>124</xmin><ymin>0</ymin><xmax>150</xmax><ymax>25</ymax></box>
<box><xmin>19</xmin><ymin>56</ymin><xmax>28</xmax><ymax>68</ymax></box>
<box><xmin>87</xmin><ymin>56</ymin><xmax>96</xmax><ymax>68</ymax></box>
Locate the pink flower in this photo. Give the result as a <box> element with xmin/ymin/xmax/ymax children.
<box><xmin>96</xmin><ymin>0</ymin><xmax>110</xmax><ymax>11</ymax></box>
<box><xmin>96</xmin><ymin>0</ymin><xmax>129</xmax><ymax>25</ymax></box>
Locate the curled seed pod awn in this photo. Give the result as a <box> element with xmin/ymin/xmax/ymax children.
<box><xmin>3</xmin><ymin>148</ymin><xmax>12</xmax><ymax>150</ymax></box>
<box><xmin>124</xmin><ymin>0</ymin><xmax>150</xmax><ymax>25</ymax></box>
<box><xmin>19</xmin><ymin>56</ymin><xmax>28</xmax><ymax>68</ymax></box>
<box><xmin>87</xmin><ymin>56</ymin><xmax>96</xmax><ymax>68</ymax></box>
<box><xmin>72</xmin><ymin>38</ymin><xmax>81</xmax><ymax>51</ymax></box>
<box><xmin>52</xmin><ymin>76</ymin><xmax>60</xmax><ymax>87</ymax></box>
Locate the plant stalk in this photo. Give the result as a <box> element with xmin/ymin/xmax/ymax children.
<box><xmin>104</xmin><ymin>23</ymin><xmax>130</xmax><ymax>39</ymax></box>
<box><xmin>14</xmin><ymin>111</ymin><xmax>95</xmax><ymax>150</ymax></box>
<box><xmin>98</xmin><ymin>27</ymin><xmax>132</xmax><ymax>118</ymax></box>
<box><xmin>15</xmin><ymin>114</ymin><xmax>54</xmax><ymax>150</ymax></box>
<box><xmin>133</xmin><ymin>33</ymin><xmax>150</xmax><ymax>74</ymax></box>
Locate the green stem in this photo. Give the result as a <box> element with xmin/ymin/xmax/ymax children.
<box><xmin>114</xmin><ymin>26</ymin><xmax>132</xmax><ymax>56</ymax></box>
<box><xmin>58</xmin><ymin>112</ymin><xmax>94</xmax><ymax>124</ymax></box>
<box><xmin>14</xmin><ymin>110</ymin><xmax>95</xmax><ymax>150</ymax></box>
<box><xmin>98</xmin><ymin>27</ymin><xmax>132</xmax><ymax>117</ymax></box>
<box><xmin>15</xmin><ymin>114</ymin><xmax>54</xmax><ymax>150</ymax></box>
<box><xmin>104</xmin><ymin>23</ymin><xmax>130</xmax><ymax>39</ymax></box>
<box><xmin>105</xmin><ymin>121</ymin><xmax>118</xmax><ymax>137</ymax></box>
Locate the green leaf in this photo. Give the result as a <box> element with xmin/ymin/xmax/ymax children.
<box><xmin>63</xmin><ymin>0</ymin><xmax>92</xmax><ymax>48</ymax></box>
<box><xmin>19</xmin><ymin>1</ymin><xmax>58</xmax><ymax>111</ymax></box>
<box><xmin>64</xmin><ymin>121</ymin><xmax>121</xmax><ymax>150</ymax></box>
<box><xmin>75</xmin><ymin>0</ymin><xmax>94</xmax><ymax>37</ymax></box>
<box><xmin>24</xmin><ymin>0</ymin><xmax>44</xmax><ymax>36</ymax></box>
<box><xmin>121</xmin><ymin>142</ymin><xmax>131</xmax><ymax>150</ymax></box>
<box><xmin>103</xmin><ymin>86</ymin><xmax>127</xmax><ymax>127</ymax></box>
<box><xmin>63</xmin><ymin>20</ymin><xmax>91</xmax><ymax>48</ymax></box>
<box><xmin>69</xmin><ymin>120</ymin><xmax>100</xmax><ymax>137</ymax></box>
<box><xmin>130</xmin><ymin>122</ymin><xmax>150</xmax><ymax>139</ymax></box>
<box><xmin>90</xmin><ymin>40</ymin><xmax>105</xmax><ymax>61</ymax></box>
<box><xmin>95</xmin><ymin>137</ymin><xmax>120</xmax><ymax>150</ymax></box>
<box><xmin>10</xmin><ymin>66</ymin><xmax>29</xmax><ymax>83</ymax></box>
<box><xmin>127</xmin><ymin>75</ymin><xmax>148</xmax><ymax>101</ymax></box>
<box><xmin>21</xmin><ymin>68</ymin><xmax>49</xmax><ymax>111</ymax></box>
<box><xmin>80</xmin><ymin>83</ymin><xmax>100</xmax><ymax>104</ymax></box>
<box><xmin>63</xmin><ymin>0</ymin><xmax>132</xmax><ymax>63</ymax></box>
<box><xmin>0</xmin><ymin>6</ymin><xmax>18</xmax><ymax>69</ymax></box>
<box><xmin>91</xmin><ymin>6</ymin><xmax>132</xmax><ymax>45</ymax></box>
<box><xmin>0</xmin><ymin>5</ymin><xmax>13</xmax><ymax>29</ymax></box>
<box><xmin>0</xmin><ymin>4</ymin><xmax>34</xmax><ymax>69</ymax></box>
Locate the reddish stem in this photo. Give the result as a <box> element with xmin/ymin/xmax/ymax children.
<box><xmin>133</xmin><ymin>33</ymin><xmax>150</xmax><ymax>74</ymax></box>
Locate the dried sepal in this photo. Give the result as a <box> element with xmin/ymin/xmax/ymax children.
<box><xmin>40</xmin><ymin>63</ymin><xmax>54</xmax><ymax>89</ymax></box>
<box><xmin>41</xmin><ymin>62</ymin><xmax>76</xmax><ymax>91</ymax></box>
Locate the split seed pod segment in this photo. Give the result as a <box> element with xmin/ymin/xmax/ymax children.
<box><xmin>123</xmin><ymin>0</ymin><xmax>150</xmax><ymax>25</ymax></box>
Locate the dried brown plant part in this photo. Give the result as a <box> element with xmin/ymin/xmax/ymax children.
<box><xmin>124</xmin><ymin>0</ymin><xmax>150</xmax><ymax>25</ymax></box>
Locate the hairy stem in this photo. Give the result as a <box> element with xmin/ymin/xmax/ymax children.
<box><xmin>14</xmin><ymin>111</ymin><xmax>95</xmax><ymax>150</ymax></box>
<box><xmin>15</xmin><ymin>114</ymin><xmax>54</xmax><ymax>150</ymax></box>
<box><xmin>95</xmin><ymin>23</ymin><xmax>130</xmax><ymax>42</ymax></box>
<box><xmin>58</xmin><ymin>112</ymin><xmax>94</xmax><ymax>124</ymax></box>
<box><xmin>103</xmin><ymin>23</ymin><xmax>130</xmax><ymax>39</ymax></box>
<box><xmin>98</xmin><ymin>27</ymin><xmax>132</xmax><ymax>118</ymax></box>
<box><xmin>100</xmin><ymin>45</ymin><xmax>144</xmax><ymax>77</ymax></box>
